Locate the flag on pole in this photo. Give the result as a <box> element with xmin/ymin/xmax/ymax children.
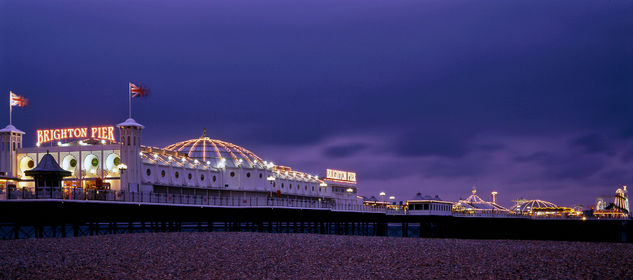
<box><xmin>129</xmin><ymin>83</ymin><xmax>149</xmax><ymax>98</ymax></box>
<box><xmin>10</xmin><ymin>91</ymin><xmax>28</xmax><ymax>107</ymax></box>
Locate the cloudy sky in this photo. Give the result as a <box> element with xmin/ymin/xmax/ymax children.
<box><xmin>1</xmin><ymin>0</ymin><xmax>632</xmax><ymax>207</ymax></box>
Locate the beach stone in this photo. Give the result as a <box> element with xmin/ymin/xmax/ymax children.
<box><xmin>0</xmin><ymin>232</ymin><xmax>631</xmax><ymax>279</ymax></box>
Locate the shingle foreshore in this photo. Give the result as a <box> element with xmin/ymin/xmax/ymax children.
<box><xmin>1</xmin><ymin>232</ymin><xmax>632</xmax><ymax>279</ymax></box>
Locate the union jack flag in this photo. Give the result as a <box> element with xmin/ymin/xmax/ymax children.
<box><xmin>9</xmin><ymin>91</ymin><xmax>28</xmax><ymax>107</ymax></box>
<box><xmin>129</xmin><ymin>82</ymin><xmax>149</xmax><ymax>98</ymax></box>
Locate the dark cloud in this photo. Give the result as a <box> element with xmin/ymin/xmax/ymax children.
<box><xmin>513</xmin><ymin>151</ymin><xmax>552</xmax><ymax>163</ymax></box>
<box><xmin>571</xmin><ymin>133</ymin><xmax>614</xmax><ymax>155</ymax></box>
<box><xmin>392</xmin><ymin>129</ymin><xmax>475</xmax><ymax>158</ymax></box>
<box><xmin>513</xmin><ymin>150</ymin><xmax>606</xmax><ymax>180</ymax></box>
<box><xmin>422</xmin><ymin>159</ymin><xmax>488</xmax><ymax>179</ymax></box>
<box><xmin>323</xmin><ymin>143</ymin><xmax>368</xmax><ymax>158</ymax></box>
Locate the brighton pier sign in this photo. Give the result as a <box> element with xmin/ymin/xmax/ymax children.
<box><xmin>326</xmin><ymin>169</ymin><xmax>357</xmax><ymax>184</ymax></box>
<box><xmin>36</xmin><ymin>126</ymin><xmax>116</xmax><ymax>144</ymax></box>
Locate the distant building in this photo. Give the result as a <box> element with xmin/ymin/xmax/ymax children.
<box><xmin>405</xmin><ymin>192</ymin><xmax>453</xmax><ymax>216</ymax></box>
<box><xmin>511</xmin><ymin>199</ymin><xmax>580</xmax><ymax>218</ymax></box>
<box><xmin>453</xmin><ymin>188</ymin><xmax>511</xmax><ymax>215</ymax></box>
<box><xmin>594</xmin><ymin>186</ymin><xmax>629</xmax><ymax>219</ymax></box>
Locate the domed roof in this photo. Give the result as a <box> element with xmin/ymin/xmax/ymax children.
<box><xmin>164</xmin><ymin>130</ymin><xmax>266</xmax><ymax>169</ymax></box>
<box><xmin>512</xmin><ymin>199</ymin><xmax>558</xmax><ymax>213</ymax></box>
<box><xmin>456</xmin><ymin>188</ymin><xmax>510</xmax><ymax>212</ymax></box>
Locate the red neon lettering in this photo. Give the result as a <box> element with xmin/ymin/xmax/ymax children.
<box><xmin>36</xmin><ymin>126</ymin><xmax>115</xmax><ymax>144</ymax></box>
<box><xmin>107</xmin><ymin>127</ymin><xmax>114</xmax><ymax>142</ymax></box>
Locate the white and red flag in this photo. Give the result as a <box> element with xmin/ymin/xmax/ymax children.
<box><xmin>10</xmin><ymin>91</ymin><xmax>28</xmax><ymax>107</ymax></box>
<box><xmin>127</xmin><ymin>82</ymin><xmax>150</xmax><ymax>118</ymax></box>
<box><xmin>129</xmin><ymin>82</ymin><xmax>149</xmax><ymax>98</ymax></box>
<box><xmin>8</xmin><ymin>90</ymin><xmax>28</xmax><ymax>125</ymax></box>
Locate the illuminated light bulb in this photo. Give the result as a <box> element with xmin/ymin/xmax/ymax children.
<box><xmin>153</xmin><ymin>154</ymin><xmax>158</xmax><ymax>159</ymax></box>
<box><xmin>36</xmin><ymin>143</ymin><xmax>40</xmax><ymax>147</ymax></box>
<box><xmin>181</xmin><ymin>158</ymin><xmax>186</xmax><ymax>162</ymax></box>
<box><xmin>138</xmin><ymin>152</ymin><xmax>143</xmax><ymax>156</ymax></box>
<box><xmin>194</xmin><ymin>159</ymin><xmax>199</xmax><ymax>164</ymax></box>
<box><xmin>101</xmin><ymin>140</ymin><xmax>106</xmax><ymax>144</ymax></box>
<box><xmin>168</xmin><ymin>156</ymin><xmax>173</xmax><ymax>161</ymax></box>
<box><xmin>206</xmin><ymin>161</ymin><xmax>211</xmax><ymax>165</ymax></box>
<box><xmin>57</xmin><ymin>141</ymin><xmax>62</xmax><ymax>146</ymax></box>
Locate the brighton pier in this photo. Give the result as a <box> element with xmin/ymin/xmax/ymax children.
<box><xmin>0</xmin><ymin>113</ymin><xmax>630</xmax><ymax>242</ymax></box>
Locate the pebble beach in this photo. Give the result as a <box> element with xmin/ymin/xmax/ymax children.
<box><xmin>1</xmin><ymin>232</ymin><xmax>632</xmax><ymax>279</ymax></box>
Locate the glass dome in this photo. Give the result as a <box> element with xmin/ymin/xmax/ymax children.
<box><xmin>164</xmin><ymin>131</ymin><xmax>265</xmax><ymax>169</ymax></box>
<box><xmin>512</xmin><ymin>199</ymin><xmax>558</xmax><ymax>213</ymax></box>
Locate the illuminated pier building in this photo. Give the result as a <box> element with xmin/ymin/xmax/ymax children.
<box><xmin>0</xmin><ymin>118</ymin><xmax>359</xmax><ymax>205</ymax></box>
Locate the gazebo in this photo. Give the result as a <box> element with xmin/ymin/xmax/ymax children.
<box><xmin>24</xmin><ymin>152</ymin><xmax>72</xmax><ymax>198</ymax></box>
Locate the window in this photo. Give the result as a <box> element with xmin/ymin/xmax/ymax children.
<box><xmin>259</xmin><ymin>173</ymin><xmax>263</xmax><ymax>178</ymax></box>
<box><xmin>304</xmin><ymin>186</ymin><xmax>307</xmax><ymax>190</ymax></box>
<box><xmin>161</xmin><ymin>170</ymin><xmax>166</xmax><ymax>177</ymax></box>
<box><xmin>213</xmin><ymin>175</ymin><xmax>217</xmax><ymax>182</ymax></box>
<box><xmin>289</xmin><ymin>184</ymin><xmax>292</xmax><ymax>189</ymax></box>
<box><xmin>127</xmin><ymin>136</ymin><xmax>130</xmax><ymax>146</ymax></box>
<box><xmin>175</xmin><ymin>172</ymin><xmax>179</xmax><ymax>178</ymax></box>
<box><xmin>201</xmin><ymin>174</ymin><xmax>205</xmax><ymax>181</ymax></box>
<box><xmin>246</xmin><ymin>172</ymin><xmax>251</xmax><ymax>178</ymax></box>
<box><xmin>281</xmin><ymin>183</ymin><xmax>284</xmax><ymax>189</ymax></box>
<box><xmin>312</xmin><ymin>186</ymin><xmax>314</xmax><ymax>191</ymax></box>
<box><xmin>188</xmin><ymin>173</ymin><xmax>192</xmax><ymax>180</ymax></box>
<box><xmin>230</xmin><ymin>171</ymin><xmax>235</xmax><ymax>177</ymax></box>
<box><xmin>146</xmin><ymin>169</ymin><xmax>151</xmax><ymax>176</ymax></box>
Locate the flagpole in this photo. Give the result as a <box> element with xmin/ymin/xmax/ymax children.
<box><xmin>8</xmin><ymin>91</ymin><xmax>12</xmax><ymax>125</ymax></box>
<box><xmin>128</xmin><ymin>83</ymin><xmax>132</xmax><ymax>119</ymax></box>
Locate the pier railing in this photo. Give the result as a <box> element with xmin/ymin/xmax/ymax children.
<box><xmin>0</xmin><ymin>188</ymin><xmax>389</xmax><ymax>213</ymax></box>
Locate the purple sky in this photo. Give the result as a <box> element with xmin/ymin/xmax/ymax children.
<box><xmin>1</xmin><ymin>0</ymin><xmax>632</xmax><ymax>208</ymax></box>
